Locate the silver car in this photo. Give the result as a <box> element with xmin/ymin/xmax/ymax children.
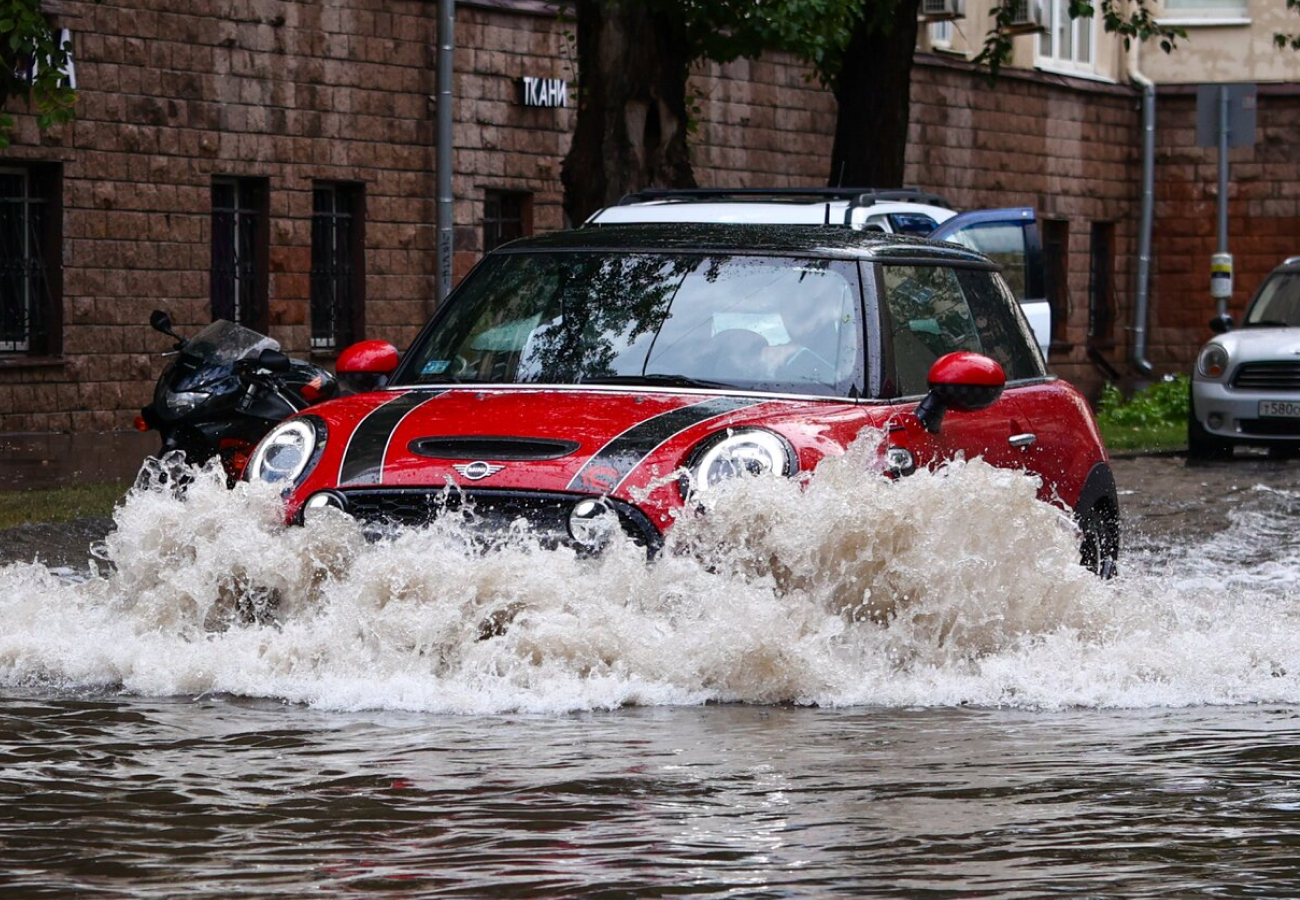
<box><xmin>1190</xmin><ymin>257</ymin><xmax>1300</xmax><ymax>459</ymax></box>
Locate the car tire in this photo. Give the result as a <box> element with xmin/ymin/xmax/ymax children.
<box><xmin>1078</xmin><ymin>502</ymin><xmax>1120</xmax><ymax>579</ymax></box>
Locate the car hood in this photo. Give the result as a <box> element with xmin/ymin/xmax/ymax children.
<box><xmin>307</xmin><ymin>386</ymin><xmax>798</xmax><ymax>497</ymax></box>
<box><xmin>1211</xmin><ymin>326</ymin><xmax>1300</xmax><ymax>361</ymax></box>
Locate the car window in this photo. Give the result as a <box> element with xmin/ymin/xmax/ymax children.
<box><xmin>880</xmin><ymin>265</ymin><xmax>980</xmax><ymax>396</ymax></box>
<box><xmin>941</xmin><ymin>222</ymin><xmax>1028</xmax><ymax>301</ymax></box>
<box><xmin>955</xmin><ymin>269</ymin><xmax>1044</xmax><ymax>381</ymax></box>
<box><xmin>879</xmin><ymin>264</ymin><xmax>1039</xmax><ymax>397</ymax></box>
<box><xmin>398</xmin><ymin>252</ymin><xmax>865</xmax><ymax>398</ymax></box>
<box><xmin>1245</xmin><ymin>272</ymin><xmax>1300</xmax><ymax>327</ymax></box>
<box><xmin>886</xmin><ymin>213</ymin><xmax>938</xmax><ymax>236</ymax></box>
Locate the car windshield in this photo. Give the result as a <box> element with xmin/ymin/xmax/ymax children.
<box><xmin>397</xmin><ymin>252</ymin><xmax>864</xmax><ymax>398</ymax></box>
<box><xmin>1245</xmin><ymin>272</ymin><xmax>1300</xmax><ymax>327</ymax></box>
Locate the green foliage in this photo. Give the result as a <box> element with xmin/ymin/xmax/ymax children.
<box><xmin>1096</xmin><ymin>374</ymin><xmax>1190</xmax><ymax>451</ymax></box>
<box><xmin>630</xmin><ymin>0</ymin><xmax>1209</xmax><ymax>92</ymax></box>
<box><xmin>1097</xmin><ymin>374</ymin><xmax>1190</xmax><ymax>428</ymax></box>
<box><xmin>0</xmin><ymin>482</ymin><xmax>126</xmax><ymax>530</ymax></box>
<box><xmin>637</xmin><ymin>0</ymin><xmax>868</xmax><ymax>82</ymax></box>
<box><xmin>1277</xmin><ymin>0</ymin><xmax>1300</xmax><ymax>50</ymax></box>
<box><xmin>0</xmin><ymin>0</ymin><xmax>79</xmax><ymax>149</ymax></box>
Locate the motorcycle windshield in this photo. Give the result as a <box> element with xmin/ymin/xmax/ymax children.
<box><xmin>173</xmin><ymin>320</ymin><xmax>280</xmax><ymax>391</ymax></box>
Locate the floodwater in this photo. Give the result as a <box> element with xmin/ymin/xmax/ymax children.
<box><xmin>2</xmin><ymin>444</ymin><xmax>1299</xmax><ymax>898</ymax></box>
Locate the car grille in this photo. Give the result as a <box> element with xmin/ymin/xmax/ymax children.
<box><xmin>332</xmin><ymin>487</ymin><xmax>663</xmax><ymax>551</ymax></box>
<box><xmin>1231</xmin><ymin>362</ymin><xmax>1300</xmax><ymax>391</ymax></box>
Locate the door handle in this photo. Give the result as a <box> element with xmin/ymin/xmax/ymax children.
<box><xmin>1009</xmin><ymin>433</ymin><xmax>1037</xmax><ymax>448</ymax></box>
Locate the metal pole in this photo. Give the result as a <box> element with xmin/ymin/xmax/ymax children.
<box><xmin>436</xmin><ymin>0</ymin><xmax>455</xmax><ymax>303</ymax></box>
<box><xmin>1216</xmin><ymin>84</ymin><xmax>1229</xmax><ymax>317</ymax></box>
<box><xmin>1130</xmin><ymin>72</ymin><xmax>1156</xmax><ymax>376</ymax></box>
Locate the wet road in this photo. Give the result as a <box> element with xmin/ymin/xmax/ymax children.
<box><xmin>0</xmin><ymin>431</ymin><xmax>156</xmax><ymax>491</ymax></box>
<box><xmin>1</xmin><ymin>449</ymin><xmax>1298</xmax><ymax>897</ymax></box>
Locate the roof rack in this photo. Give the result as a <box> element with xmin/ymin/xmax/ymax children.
<box><xmin>616</xmin><ymin>187</ymin><xmax>953</xmax><ymax>210</ymax></box>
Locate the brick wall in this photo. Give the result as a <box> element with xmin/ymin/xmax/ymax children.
<box><xmin>689</xmin><ymin>55</ymin><xmax>837</xmax><ymax>186</ymax></box>
<box><xmin>0</xmin><ymin>1</ymin><xmax>851</xmax><ymax>432</ymax></box>
<box><xmin>1147</xmin><ymin>87</ymin><xmax>1300</xmax><ymax>372</ymax></box>
<box><xmin>1</xmin><ymin>0</ymin><xmax>441</xmax><ymax>431</ymax></box>
<box><xmin>905</xmin><ymin>57</ymin><xmax>1142</xmax><ymax>397</ymax></box>
<box><xmin>3</xmin><ymin>1</ymin><xmax>1296</xmax><ymax>431</ymax></box>
<box><xmin>450</xmin><ymin>6</ymin><xmax>575</xmax><ymax>278</ymax></box>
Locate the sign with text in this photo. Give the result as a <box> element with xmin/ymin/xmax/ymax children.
<box><xmin>520</xmin><ymin>77</ymin><xmax>568</xmax><ymax>108</ymax></box>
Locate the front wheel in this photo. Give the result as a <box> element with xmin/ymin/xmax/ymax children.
<box><xmin>1078</xmin><ymin>503</ymin><xmax>1120</xmax><ymax>579</ymax></box>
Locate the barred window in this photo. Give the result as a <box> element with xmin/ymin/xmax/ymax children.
<box><xmin>483</xmin><ymin>189</ymin><xmax>532</xmax><ymax>254</ymax></box>
<box><xmin>211</xmin><ymin>177</ymin><xmax>269</xmax><ymax>330</ymax></box>
<box><xmin>0</xmin><ymin>165</ymin><xmax>60</xmax><ymax>355</ymax></box>
<box><xmin>310</xmin><ymin>182</ymin><xmax>365</xmax><ymax>350</ymax></box>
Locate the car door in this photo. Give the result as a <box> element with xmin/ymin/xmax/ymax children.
<box><xmin>930</xmin><ymin>208</ymin><xmax>1050</xmax><ymax>359</ymax></box>
<box><xmin>871</xmin><ymin>262</ymin><xmax>1035</xmax><ymax>475</ymax></box>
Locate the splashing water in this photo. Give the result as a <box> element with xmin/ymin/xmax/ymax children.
<box><xmin>2</xmin><ymin>438</ymin><xmax>1298</xmax><ymax>714</ymax></box>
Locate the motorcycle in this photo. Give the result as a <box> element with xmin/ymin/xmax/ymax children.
<box><xmin>135</xmin><ymin>310</ymin><xmax>339</xmax><ymax>483</ymax></box>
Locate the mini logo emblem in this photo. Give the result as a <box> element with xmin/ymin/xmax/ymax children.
<box><xmin>453</xmin><ymin>461</ymin><xmax>505</xmax><ymax>481</ymax></box>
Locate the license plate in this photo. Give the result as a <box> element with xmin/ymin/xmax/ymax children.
<box><xmin>1259</xmin><ymin>400</ymin><xmax>1300</xmax><ymax>418</ymax></box>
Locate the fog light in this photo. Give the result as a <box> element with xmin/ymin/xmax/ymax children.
<box><xmin>1207</xmin><ymin>413</ymin><xmax>1224</xmax><ymax>429</ymax></box>
<box><xmin>884</xmin><ymin>446</ymin><xmax>916</xmax><ymax>477</ymax></box>
<box><xmin>568</xmin><ymin>499</ymin><xmax>619</xmax><ymax>549</ymax></box>
<box><xmin>303</xmin><ymin>491</ymin><xmax>347</xmax><ymax>523</ymax></box>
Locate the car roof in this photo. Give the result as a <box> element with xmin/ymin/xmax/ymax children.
<box><xmin>496</xmin><ymin>223</ymin><xmax>996</xmax><ymax>267</ymax></box>
<box><xmin>589</xmin><ymin>199</ymin><xmax>957</xmax><ymax>227</ymax></box>
<box><xmin>584</xmin><ymin>187</ymin><xmax>960</xmax><ymax>229</ymax></box>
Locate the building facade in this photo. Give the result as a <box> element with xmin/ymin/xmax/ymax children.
<box><xmin>1</xmin><ymin>0</ymin><xmax>1298</xmax><ymax>431</ymax></box>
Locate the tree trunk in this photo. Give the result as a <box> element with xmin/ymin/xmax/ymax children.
<box><xmin>828</xmin><ymin>0</ymin><xmax>921</xmax><ymax>189</ymax></box>
<box><xmin>561</xmin><ymin>0</ymin><xmax>697</xmax><ymax>226</ymax></box>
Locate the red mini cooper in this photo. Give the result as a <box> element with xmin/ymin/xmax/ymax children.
<box><xmin>245</xmin><ymin>225</ymin><xmax>1119</xmax><ymax>575</ymax></box>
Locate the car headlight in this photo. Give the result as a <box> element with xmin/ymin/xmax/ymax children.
<box><xmin>246</xmin><ymin>418</ymin><xmax>324</xmax><ymax>488</ymax></box>
<box><xmin>682</xmin><ymin>429</ymin><xmax>796</xmax><ymax>498</ymax></box>
<box><xmin>1197</xmin><ymin>344</ymin><xmax>1230</xmax><ymax>379</ymax></box>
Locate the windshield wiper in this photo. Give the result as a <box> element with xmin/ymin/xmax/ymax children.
<box><xmin>579</xmin><ymin>374</ymin><xmax>734</xmax><ymax>390</ymax></box>
<box><xmin>1246</xmin><ymin>319</ymin><xmax>1295</xmax><ymax>328</ymax></box>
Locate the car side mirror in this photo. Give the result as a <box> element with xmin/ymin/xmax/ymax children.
<box><xmin>337</xmin><ymin>340</ymin><xmax>400</xmax><ymax>393</ymax></box>
<box><xmin>1209</xmin><ymin>314</ymin><xmax>1233</xmax><ymax>334</ymax></box>
<box><xmin>914</xmin><ymin>351</ymin><xmax>1007</xmax><ymax>434</ymax></box>
<box><xmin>257</xmin><ymin>348</ymin><xmax>292</xmax><ymax>373</ymax></box>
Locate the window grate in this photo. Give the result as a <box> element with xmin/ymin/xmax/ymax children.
<box><xmin>211</xmin><ymin>178</ymin><xmax>268</xmax><ymax>329</ymax></box>
<box><xmin>483</xmin><ymin>190</ymin><xmax>531</xmax><ymax>254</ymax></box>
<box><xmin>310</xmin><ymin>183</ymin><xmax>363</xmax><ymax>350</ymax></box>
<box><xmin>0</xmin><ymin>169</ymin><xmax>51</xmax><ymax>354</ymax></box>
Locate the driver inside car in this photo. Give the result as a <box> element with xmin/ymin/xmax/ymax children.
<box><xmin>765</xmin><ymin>280</ymin><xmax>856</xmax><ymax>385</ymax></box>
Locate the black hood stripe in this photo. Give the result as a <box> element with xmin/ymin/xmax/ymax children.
<box><xmin>339</xmin><ymin>391</ymin><xmax>446</xmax><ymax>486</ymax></box>
<box><xmin>566</xmin><ymin>396</ymin><xmax>765</xmax><ymax>495</ymax></box>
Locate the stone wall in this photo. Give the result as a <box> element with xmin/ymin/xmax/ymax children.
<box><xmin>1</xmin><ymin>0</ymin><xmax>441</xmax><ymax>431</ymax></box>
<box><xmin>3</xmin><ymin>0</ymin><xmax>1297</xmax><ymax>432</ymax></box>
<box><xmin>0</xmin><ymin>0</ymin><xmax>844</xmax><ymax>432</ymax></box>
<box><xmin>905</xmin><ymin>56</ymin><xmax>1142</xmax><ymax>396</ymax></box>
<box><xmin>1147</xmin><ymin>87</ymin><xmax>1300</xmax><ymax>372</ymax></box>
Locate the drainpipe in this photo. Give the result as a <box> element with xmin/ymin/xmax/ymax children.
<box><xmin>1128</xmin><ymin>45</ymin><xmax>1156</xmax><ymax>377</ymax></box>
<box><xmin>436</xmin><ymin>0</ymin><xmax>455</xmax><ymax>303</ymax></box>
